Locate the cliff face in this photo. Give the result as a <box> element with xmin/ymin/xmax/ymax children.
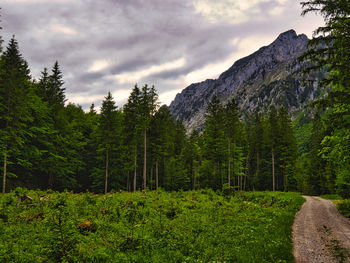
<box><xmin>169</xmin><ymin>30</ymin><xmax>319</xmax><ymax>132</ymax></box>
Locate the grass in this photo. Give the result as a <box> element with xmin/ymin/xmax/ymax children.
<box><xmin>320</xmin><ymin>194</ymin><xmax>343</xmax><ymax>200</ymax></box>
<box><xmin>0</xmin><ymin>188</ymin><xmax>304</xmax><ymax>262</ymax></box>
<box><xmin>320</xmin><ymin>194</ymin><xmax>350</xmax><ymax>218</ymax></box>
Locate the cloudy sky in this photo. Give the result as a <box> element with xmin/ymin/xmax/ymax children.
<box><xmin>1</xmin><ymin>0</ymin><xmax>324</xmax><ymax>109</ymax></box>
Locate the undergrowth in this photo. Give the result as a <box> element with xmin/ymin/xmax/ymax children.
<box><xmin>337</xmin><ymin>200</ymin><xmax>350</xmax><ymax>218</ymax></box>
<box><xmin>0</xmin><ymin>189</ymin><xmax>304</xmax><ymax>262</ymax></box>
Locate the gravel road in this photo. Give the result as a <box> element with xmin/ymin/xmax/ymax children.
<box><xmin>293</xmin><ymin>196</ymin><xmax>350</xmax><ymax>263</ymax></box>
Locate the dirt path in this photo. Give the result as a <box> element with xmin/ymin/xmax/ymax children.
<box><xmin>293</xmin><ymin>196</ymin><xmax>350</xmax><ymax>263</ymax></box>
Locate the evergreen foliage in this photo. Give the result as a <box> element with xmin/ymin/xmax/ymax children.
<box><xmin>301</xmin><ymin>0</ymin><xmax>350</xmax><ymax>198</ymax></box>
<box><xmin>0</xmin><ymin>37</ymin><xmax>32</xmax><ymax>193</ymax></box>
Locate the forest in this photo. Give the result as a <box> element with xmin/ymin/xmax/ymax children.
<box><xmin>0</xmin><ymin>0</ymin><xmax>349</xmax><ymax>199</ymax></box>
<box><xmin>0</xmin><ymin>1</ymin><xmax>349</xmax><ymax>262</ymax></box>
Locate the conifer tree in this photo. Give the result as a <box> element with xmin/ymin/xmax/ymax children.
<box><xmin>278</xmin><ymin>106</ymin><xmax>297</xmax><ymax>191</ymax></box>
<box><xmin>99</xmin><ymin>92</ymin><xmax>118</xmax><ymax>194</ymax></box>
<box><xmin>247</xmin><ymin>114</ymin><xmax>264</xmax><ymax>190</ymax></box>
<box><xmin>140</xmin><ymin>85</ymin><xmax>158</xmax><ymax>190</ymax></box>
<box><xmin>308</xmin><ymin>112</ymin><xmax>326</xmax><ymax>194</ymax></box>
<box><xmin>124</xmin><ymin>85</ymin><xmax>142</xmax><ymax>191</ymax></box>
<box><xmin>181</xmin><ymin>130</ymin><xmax>202</xmax><ymax>190</ymax></box>
<box><xmin>202</xmin><ymin>96</ymin><xmax>226</xmax><ymax>189</ymax></box>
<box><xmin>0</xmin><ymin>37</ymin><xmax>31</xmax><ymax>193</ymax></box>
<box><xmin>149</xmin><ymin>105</ymin><xmax>174</xmax><ymax>189</ymax></box>
<box><xmin>268</xmin><ymin>106</ymin><xmax>279</xmax><ymax>191</ymax></box>
<box><xmin>48</xmin><ymin>61</ymin><xmax>65</xmax><ymax>108</ymax></box>
<box><xmin>223</xmin><ymin>98</ymin><xmax>241</xmax><ymax>187</ymax></box>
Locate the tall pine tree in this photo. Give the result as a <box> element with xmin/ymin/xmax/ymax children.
<box><xmin>99</xmin><ymin>92</ymin><xmax>118</xmax><ymax>194</ymax></box>
<box><xmin>0</xmin><ymin>37</ymin><xmax>31</xmax><ymax>193</ymax></box>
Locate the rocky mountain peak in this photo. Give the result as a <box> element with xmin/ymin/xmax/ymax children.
<box><xmin>276</xmin><ymin>29</ymin><xmax>298</xmax><ymax>41</ymax></box>
<box><xmin>169</xmin><ymin>30</ymin><xmax>317</xmax><ymax>133</ymax></box>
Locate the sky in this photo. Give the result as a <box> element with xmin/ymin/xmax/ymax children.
<box><xmin>1</xmin><ymin>0</ymin><xmax>324</xmax><ymax>110</ymax></box>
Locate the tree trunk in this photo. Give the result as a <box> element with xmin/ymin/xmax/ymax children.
<box><xmin>49</xmin><ymin>174</ymin><xmax>54</xmax><ymax>189</ymax></box>
<box><xmin>256</xmin><ymin>151</ymin><xmax>260</xmax><ymax>177</ymax></box>
<box><xmin>240</xmin><ymin>172</ymin><xmax>243</xmax><ymax>191</ymax></box>
<box><xmin>272</xmin><ymin>150</ymin><xmax>275</xmax><ymax>191</ymax></box>
<box><xmin>192</xmin><ymin>162</ymin><xmax>195</xmax><ymax>190</ymax></box>
<box><xmin>133</xmin><ymin>148</ymin><xmax>137</xmax><ymax>192</ymax></box>
<box><xmin>163</xmin><ymin>157</ymin><xmax>166</xmax><ymax>187</ymax></box>
<box><xmin>221</xmin><ymin>162</ymin><xmax>223</xmax><ymax>188</ymax></box>
<box><xmin>143</xmin><ymin>129</ymin><xmax>147</xmax><ymax>190</ymax></box>
<box><xmin>228</xmin><ymin>138</ymin><xmax>231</xmax><ymax>186</ymax></box>
<box><xmin>2</xmin><ymin>152</ymin><xmax>7</xmax><ymax>194</ymax></box>
<box><xmin>127</xmin><ymin>171</ymin><xmax>130</xmax><ymax>192</ymax></box>
<box><xmin>156</xmin><ymin>160</ymin><xmax>159</xmax><ymax>190</ymax></box>
<box><xmin>105</xmin><ymin>150</ymin><xmax>109</xmax><ymax>194</ymax></box>
<box><xmin>150</xmin><ymin>164</ymin><xmax>153</xmax><ymax>190</ymax></box>
<box><xmin>244</xmin><ymin>154</ymin><xmax>249</xmax><ymax>190</ymax></box>
<box><xmin>213</xmin><ymin>162</ymin><xmax>217</xmax><ymax>188</ymax></box>
<box><xmin>244</xmin><ymin>172</ymin><xmax>247</xmax><ymax>191</ymax></box>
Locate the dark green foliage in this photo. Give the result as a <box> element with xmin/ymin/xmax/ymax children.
<box><xmin>0</xmin><ymin>189</ymin><xmax>304</xmax><ymax>262</ymax></box>
<box><xmin>92</xmin><ymin>92</ymin><xmax>125</xmax><ymax>194</ymax></box>
<box><xmin>0</xmin><ymin>37</ymin><xmax>32</xmax><ymax>193</ymax></box>
<box><xmin>123</xmin><ymin>84</ymin><xmax>159</xmax><ymax>191</ymax></box>
<box><xmin>301</xmin><ymin>0</ymin><xmax>350</xmax><ymax>198</ymax></box>
<box><xmin>246</xmin><ymin>108</ymin><xmax>298</xmax><ymax>192</ymax></box>
<box><xmin>337</xmin><ymin>199</ymin><xmax>350</xmax><ymax>218</ymax></box>
<box><xmin>278</xmin><ymin>107</ymin><xmax>298</xmax><ymax>191</ymax></box>
<box><xmin>164</xmin><ymin>156</ymin><xmax>189</xmax><ymax>191</ymax></box>
<box><xmin>202</xmin><ymin>96</ymin><xmax>226</xmax><ymax>189</ymax></box>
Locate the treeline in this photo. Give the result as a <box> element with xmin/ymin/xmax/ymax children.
<box><xmin>188</xmin><ymin>96</ymin><xmax>297</xmax><ymax>192</ymax></box>
<box><xmin>0</xmin><ymin>37</ymin><xmax>300</xmax><ymax>193</ymax></box>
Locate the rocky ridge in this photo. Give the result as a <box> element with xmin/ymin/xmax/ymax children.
<box><xmin>169</xmin><ymin>30</ymin><xmax>319</xmax><ymax>132</ymax></box>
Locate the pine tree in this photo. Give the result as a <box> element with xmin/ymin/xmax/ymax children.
<box><xmin>268</xmin><ymin>106</ymin><xmax>279</xmax><ymax>191</ymax></box>
<box><xmin>124</xmin><ymin>85</ymin><xmax>142</xmax><ymax>191</ymax></box>
<box><xmin>278</xmin><ymin>107</ymin><xmax>297</xmax><ymax>191</ymax></box>
<box><xmin>202</xmin><ymin>96</ymin><xmax>226</xmax><ymax>189</ymax></box>
<box><xmin>149</xmin><ymin>105</ymin><xmax>174</xmax><ymax>189</ymax></box>
<box><xmin>35</xmin><ymin>63</ymin><xmax>72</xmax><ymax>189</ymax></box>
<box><xmin>48</xmin><ymin>61</ymin><xmax>65</xmax><ymax>107</ymax></box>
<box><xmin>247</xmin><ymin>114</ymin><xmax>264</xmax><ymax>190</ymax></box>
<box><xmin>308</xmin><ymin>112</ymin><xmax>326</xmax><ymax>194</ymax></box>
<box><xmin>0</xmin><ymin>37</ymin><xmax>31</xmax><ymax>193</ymax></box>
<box><xmin>140</xmin><ymin>84</ymin><xmax>158</xmax><ymax>190</ymax></box>
<box><xmin>223</xmin><ymin>98</ymin><xmax>241</xmax><ymax>187</ymax></box>
<box><xmin>99</xmin><ymin>92</ymin><xmax>118</xmax><ymax>194</ymax></box>
<box><xmin>38</xmin><ymin>68</ymin><xmax>49</xmax><ymax>96</ymax></box>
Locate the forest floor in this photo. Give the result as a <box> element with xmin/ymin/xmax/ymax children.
<box><xmin>293</xmin><ymin>196</ymin><xmax>350</xmax><ymax>263</ymax></box>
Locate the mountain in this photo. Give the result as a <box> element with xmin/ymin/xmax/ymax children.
<box><xmin>169</xmin><ymin>30</ymin><xmax>321</xmax><ymax>132</ymax></box>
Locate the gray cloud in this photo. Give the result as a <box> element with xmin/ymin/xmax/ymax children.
<box><xmin>0</xmin><ymin>0</ymin><xmax>323</xmax><ymax>108</ymax></box>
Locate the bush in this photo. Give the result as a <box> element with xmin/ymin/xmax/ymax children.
<box><xmin>337</xmin><ymin>200</ymin><xmax>350</xmax><ymax>218</ymax></box>
<box><xmin>336</xmin><ymin>168</ymin><xmax>350</xmax><ymax>199</ymax></box>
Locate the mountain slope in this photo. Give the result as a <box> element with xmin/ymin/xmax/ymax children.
<box><xmin>169</xmin><ymin>30</ymin><xmax>319</xmax><ymax>132</ymax></box>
